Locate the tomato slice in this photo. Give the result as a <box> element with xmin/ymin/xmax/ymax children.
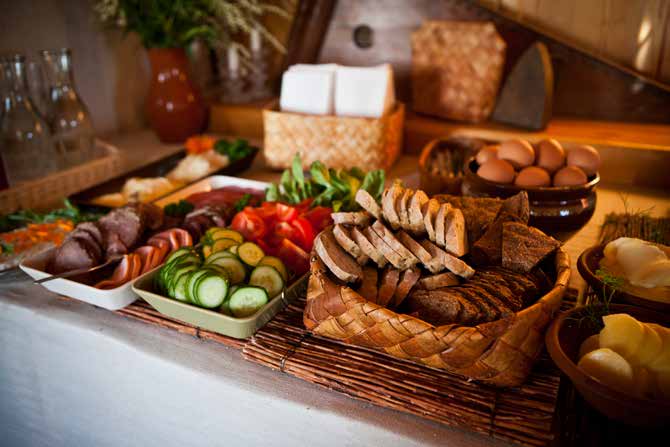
<box><xmin>303</xmin><ymin>206</ymin><xmax>333</xmax><ymax>233</ymax></box>
<box><xmin>277</xmin><ymin>238</ymin><xmax>310</xmax><ymax>277</ymax></box>
<box><xmin>275</xmin><ymin>203</ymin><xmax>298</xmax><ymax>222</ymax></box>
<box><xmin>230</xmin><ymin>210</ymin><xmax>266</xmax><ymax>241</ymax></box>
<box><xmin>290</xmin><ymin>217</ymin><xmax>315</xmax><ymax>251</ymax></box>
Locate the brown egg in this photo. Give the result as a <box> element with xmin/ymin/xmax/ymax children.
<box><xmin>535</xmin><ymin>139</ymin><xmax>566</xmax><ymax>173</ymax></box>
<box><xmin>553</xmin><ymin>166</ymin><xmax>588</xmax><ymax>186</ymax></box>
<box><xmin>476</xmin><ymin>145</ymin><xmax>499</xmax><ymax>165</ymax></box>
<box><xmin>498</xmin><ymin>139</ymin><xmax>535</xmax><ymax>168</ymax></box>
<box><xmin>567</xmin><ymin>145</ymin><xmax>601</xmax><ymax>176</ymax></box>
<box><xmin>477</xmin><ymin>159</ymin><xmax>516</xmax><ymax>184</ymax></box>
<box><xmin>515</xmin><ymin>166</ymin><xmax>551</xmax><ymax>187</ymax></box>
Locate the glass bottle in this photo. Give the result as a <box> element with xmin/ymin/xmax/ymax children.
<box><xmin>0</xmin><ymin>54</ymin><xmax>56</xmax><ymax>186</ymax></box>
<box><xmin>41</xmin><ymin>48</ymin><xmax>95</xmax><ymax>167</ymax></box>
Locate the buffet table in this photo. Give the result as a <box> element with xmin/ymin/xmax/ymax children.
<box><xmin>1</xmin><ymin>131</ymin><xmax>668</xmax><ymax>447</ymax></box>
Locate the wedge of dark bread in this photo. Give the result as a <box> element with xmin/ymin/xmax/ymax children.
<box><xmin>502</xmin><ymin>221</ymin><xmax>561</xmax><ymax>273</ymax></box>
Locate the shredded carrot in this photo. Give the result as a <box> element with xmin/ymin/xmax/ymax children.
<box><xmin>0</xmin><ymin>220</ymin><xmax>73</xmax><ymax>255</ymax></box>
<box><xmin>185</xmin><ymin>135</ymin><xmax>216</xmax><ymax>155</ymax></box>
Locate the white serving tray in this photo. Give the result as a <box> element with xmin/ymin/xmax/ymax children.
<box><xmin>153</xmin><ymin>175</ymin><xmax>269</xmax><ymax>207</ymax></box>
<box><xmin>19</xmin><ymin>248</ymin><xmax>140</xmax><ymax>311</ymax></box>
<box><xmin>19</xmin><ymin>175</ymin><xmax>269</xmax><ymax>311</ymax></box>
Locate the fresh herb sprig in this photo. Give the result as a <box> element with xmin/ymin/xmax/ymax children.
<box><xmin>215</xmin><ymin>138</ymin><xmax>256</xmax><ymax>162</ymax></box>
<box><xmin>577</xmin><ymin>268</ymin><xmax>624</xmax><ymax>330</ymax></box>
<box><xmin>0</xmin><ymin>199</ymin><xmax>103</xmax><ymax>232</ymax></box>
<box><xmin>0</xmin><ymin>241</ymin><xmax>14</xmax><ymax>254</ymax></box>
<box><xmin>164</xmin><ymin>200</ymin><xmax>195</xmax><ymax>217</ymax></box>
<box><xmin>265</xmin><ymin>154</ymin><xmax>385</xmax><ymax>212</ymax></box>
<box><xmin>233</xmin><ymin>194</ymin><xmax>252</xmax><ymax>212</ymax></box>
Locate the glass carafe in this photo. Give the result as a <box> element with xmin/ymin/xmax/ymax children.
<box><xmin>0</xmin><ymin>54</ymin><xmax>56</xmax><ymax>186</ymax></box>
<box><xmin>41</xmin><ymin>48</ymin><xmax>94</xmax><ymax>167</ymax></box>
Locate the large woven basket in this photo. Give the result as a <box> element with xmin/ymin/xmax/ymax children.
<box><xmin>411</xmin><ymin>21</ymin><xmax>506</xmax><ymax>123</ymax></box>
<box><xmin>304</xmin><ymin>248</ymin><xmax>570</xmax><ymax>387</ymax></box>
<box><xmin>263</xmin><ymin>103</ymin><xmax>404</xmax><ymax>171</ymax></box>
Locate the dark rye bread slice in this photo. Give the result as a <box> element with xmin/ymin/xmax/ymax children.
<box><xmin>421</xmin><ymin>240</ymin><xmax>475</xmax><ymax>279</ymax></box>
<box><xmin>406</xmin><ymin>289</ymin><xmax>462</xmax><ymax>326</ymax></box>
<box><xmin>314</xmin><ymin>228</ymin><xmax>363</xmax><ymax>283</ymax></box>
<box><xmin>332</xmin><ymin>212</ymin><xmax>371</xmax><ymax>226</ymax></box>
<box><xmin>446</xmin><ymin>289</ymin><xmax>482</xmax><ymax>325</ymax></box>
<box><xmin>382</xmin><ymin>181</ymin><xmax>403</xmax><ymax>230</ymax></box>
<box><xmin>377</xmin><ymin>267</ymin><xmax>401</xmax><ymax>307</ymax></box>
<box><xmin>333</xmin><ymin>224</ymin><xmax>363</xmax><ymax>259</ymax></box>
<box><xmin>396</xmin><ymin>230</ymin><xmax>441</xmax><ymax>273</ymax></box>
<box><xmin>502</xmin><ymin>221</ymin><xmax>561</xmax><ymax>273</ymax></box>
<box><xmin>468</xmin><ymin>276</ymin><xmax>518</xmax><ymax>314</ymax></box>
<box><xmin>417</xmin><ymin>272</ymin><xmax>459</xmax><ymax>290</ymax></box>
<box><xmin>470</xmin><ymin>212</ymin><xmax>517</xmax><ymax>266</ymax></box>
<box><xmin>497</xmin><ymin>191</ymin><xmax>530</xmax><ymax>224</ymax></box>
<box><xmin>456</xmin><ymin>285</ymin><xmax>499</xmax><ymax>323</ymax></box>
<box><xmin>408</xmin><ymin>190</ymin><xmax>428</xmax><ymax>234</ymax></box>
<box><xmin>357</xmin><ymin>266</ymin><xmax>379</xmax><ymax>303</ymax></box>
<box><xmin>392</xmin><ymin>267</ymin><xmax>421</xmax><ymax>308</ymax></box>
<box><xmin>475</xmin><ymin>270</ymin><xmax>526</xmax><ymax>309</ymax></box>
<box><xmin>355</xmin><ymin>188</ymin><xmax>381</xmax><ymax>219</ymax></box>
<box><xmin>370</xmin><ymin>221</ymin><xmax>418</xmax><ymax>270</ymax></box>
<box><xmin>352</xmin><ymin>226</ymin><xmax>387</xmax><ymax>267</ymax></box>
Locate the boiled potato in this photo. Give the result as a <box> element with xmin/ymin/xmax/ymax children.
<box><xmin>653</xmin><ymin>369</ymin><xmax>670</xmax><ymax>400</ymax></box>
<box><xmin>630</xmin><ymin>324</ymin><xmax>664</xmax><ymax>367</ymax></box>
<box><xmin>647</xmin><ymin>323</ymin><xmax>670</xmax><ymax>373</ymax></box>
<box><xmin>578</xmin><ymin>348</ymin><xmax>635</xmax><ymax>391</ymax></box>
<box><xmin>578</xmin><ymin>334</ymin><xmax>600</xmax><ymax>359</ymax></box>
<box><xmin>599</xmin><ymin>314</ymin><xmax>645</xmax><ymax>360</ymax></box>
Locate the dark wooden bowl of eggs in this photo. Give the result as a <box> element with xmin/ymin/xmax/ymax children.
<box><xmin>462</xmin><ymin>138</ymin><xmax>601</xmax><ymax>240</ymax></box>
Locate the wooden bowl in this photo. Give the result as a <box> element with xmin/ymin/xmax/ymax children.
<box><xmin>577</xmin><ymin>244</ymin><xmax>670</xmax><ymax>312</ymax></box>
<box><xmin>545</xmin><ymin>303</ymin><xmax>670</xmax><ymax>427</ymax></box>
<box><xmin>462</xmin><ymin>158</ymin><xmax>599</xmax><ymax>241</ymax></box>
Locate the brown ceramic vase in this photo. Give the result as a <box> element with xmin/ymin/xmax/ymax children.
<box><xmin>145</xmin><ymin>48</ymin><xmax>207</xmax><ymax>143</ymax></box>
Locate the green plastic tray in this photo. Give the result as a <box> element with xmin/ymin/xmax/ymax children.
<box><xmin>131</xmin><ymin>269</ymin><xmax>307</xmax><ymax>339</ymax></box>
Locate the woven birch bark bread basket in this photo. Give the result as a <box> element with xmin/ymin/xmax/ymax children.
<box><xmin>303</xmin><ymin>185</ymin><xmax>570</xmax><ymax>387</ymax></box>
<box><xmin>263</xmin><ymin>103</ymin><xmax>404</xmax><ymax>171</ymax></box>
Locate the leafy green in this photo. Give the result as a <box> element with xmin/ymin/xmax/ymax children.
<box><xmin>164</xmin><ymin>200</ymin><xmax>194</xmax><ymax>217</ymax></box>
<box><xmin>233</xmin><ymin>194</ymin><xmax>252</xmax><ymax>212</ymax></box>
<box><xmin>0</xmin><ymin>241</ymin><xmax>14</xmax><ymax>254</ymax></box>
<box><xmin>0</xmin><ymin>199</ymin><xmax>104</xmax><ymax>232</ymax></box>
<box><xmin>575</xmin><ymin>268</ymin><xmax>624</xmax><ymax>330</ymax></box>
<box><xmin>214</xmin><ymin>138</ymin><xmax>256</xmax><ymax>162</ymax></box>
<box><xmin>264</xmin><ymin>153</ymin><xmax>386</xmax><ymax>212</ymax></box>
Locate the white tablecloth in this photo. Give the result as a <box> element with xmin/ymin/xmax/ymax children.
<box><xmin>0</xmin><ymin>268</ymin><xmax>503</xmax><ymax>447</ymax></box>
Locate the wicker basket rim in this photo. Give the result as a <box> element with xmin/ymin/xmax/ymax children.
<box><xmin>264</xmin><ymin>102</ymin><xmax>404</xmax><ymax>122</ymax></box>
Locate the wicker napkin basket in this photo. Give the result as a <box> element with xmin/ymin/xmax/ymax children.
<box><xmin>411</xmin><ymin>21</ymin><xmax>506</xmax><ymax>123</ymax></box>
<box><xmin>304</xmin><ymin>249</ymin><xmax>570</xmax><ymax>387</ymax></box>
<box><xmin>263</xmin><ymin>103</ymin><xmax>405</xmax><ymax>171</ymax></box>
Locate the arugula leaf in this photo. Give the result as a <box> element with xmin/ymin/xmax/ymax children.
<box><xmin>291</xmin><ymin>153</ymin><xmax>305</xmax><ymax>186</ymax></box>
<box><xmin>361</xmin><ymin>169</ymin><xmax>385</xmax><ymax>200</ymax></box>
<box><xmin>214</xmin><ymin>138</ymin><xmax>255</xmax><ymax>162</ymax></box>
<box><xmin>349</xmin><ymin>167</ymin><xmax>365</xmax><ymax>181</ymax></box>
<box><xmin>310</xmin><ymin>161</ymin><xmax>331</xmax><ymax>187</ymax></box>
<box><xmin>265</xmin><ymin>184</ymin><xmax>280</xmax><ymax>202</ymax></box>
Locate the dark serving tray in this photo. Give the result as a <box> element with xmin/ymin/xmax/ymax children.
<box><xmin>69</xmin><ymin>147</ymin><xmax>258</xmax><ymax>211</ymax></box>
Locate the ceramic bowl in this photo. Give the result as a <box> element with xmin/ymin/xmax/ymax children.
<box><xmin>461</xmin><ymin>158</ymin><xmax>599</xmax><ymax>240</ymax></box>
<box><xmin>577</xmin><ymin>244</ymin><xmax>670</xmax><ymax>312</ymax></box>
<box><xmin>545</xmin><ymin>303</ymin><xmax>670</xmax><ymax>427</ymax></box>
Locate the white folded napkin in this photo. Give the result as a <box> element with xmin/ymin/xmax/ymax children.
<box><xmin>334</xmin><ymin>64</ymin><xmax>395</xmax><ymax>118</ymax></box>
<box><xmin>279</xmin><ymin>68</ymin><xmax>335</xmax><ymax>115</ymax></box>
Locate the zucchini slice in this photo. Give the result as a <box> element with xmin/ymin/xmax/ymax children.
<box><xmin>205</xmin><ymin>250</ymin><xmax>239</xmax><ymax>263</ymax></box>
<box><xmin>249</xmin><ymin>265</ymin><xmax>285</xmax><ymax>299</ymax></box>
<box><xmin>238</xmin><ymin>242</ymin><xmax>265</xmax><ymax>267</ymax></box>
<box><xmin>227</xmin><ymin>244</ymin><xmax>239</xmax><ymax>255</ymax></box>
<box><xmin>258</xmin><ymin>256</ymin><xmax>288</xmax><ymax>282</ymax></box>
<box><xmin>228</xmin><ymin>286</ymin><xmax>269</xmax><ymax>318</ymax></box>
<box><xmin>207</xmin><ymin>228</ymin><xmax>244</xmax><ymax>244</ymax></box>
<box><xmin>211</xmin><ymin>238</ymin><xmax>239</xmax><ymax>254</ymax></box>
<box><xmin>207</xmin><ymin>256</ymin><xmax>246</xmax><ymax>285</ymax></box>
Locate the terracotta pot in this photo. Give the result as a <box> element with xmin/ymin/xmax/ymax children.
<box><xmin>145</xmin><ymin>48</ymin><xmax>207</xmax><ymax>143</ymax></box>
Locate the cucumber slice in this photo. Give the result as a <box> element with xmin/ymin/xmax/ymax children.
<box><xmin>258</xmin><ymin>256</ymin><xmax>288</xmax><ymax>282</ymax></box>
<box><xmin>207</xmin><ymin>256</ymin><xmax>246</xmax><ymax>285</ymax></box>
<box><xmin>249</xmin><ymin>265</ymin><xmax>285</xmax><ymax>299</ymax></box>
<box><xmin>173</xmin><ymin>266</ymin><xmax>199</xmax><ymax>301</ymax></box>
<box><xmin>228</xmin><ymin>286</ymin><xmax>269</xmax><ymax>318</ymax></box>
<box><xmin>207</xmin><ymin>228</ymin><xmax>244</xmax><ymax>244</ymax></box>
<box><xmin>164</xmin><ymin>248</ymin><xmax>197</xmax><ymax>265</ymax></box>
<box><xmin>169</xmin><ymin>264</ymin><xmax>200</xmax><ymax>298</ymax></box>
<box><xmin>238</xmin><ymin>242</ymin><xmax>265</xmax><ymax>267</ymax></box>
<box><xmin>219</xmin><ymin>285</ymin><xmax>239</xmax><ymax>316</ymax></box>
<box><xmin>186</xmin><ymin>270</ymin><xmax>211</xmax><ymax>305</ymax></box>
<box><xmin>211</xmin><ymin>238</ymin><xmax>239</xmax><ymax>254</ymax></box>
<box><xmin>194</xmin><ymin>274</ymin><xmax>229</xmax><ymax>308</ymax></box>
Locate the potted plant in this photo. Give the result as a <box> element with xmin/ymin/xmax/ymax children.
<box><xmin>95</xmin><ymin>0</ymin><xmax>287</xmax><ymax>143</ymax></box>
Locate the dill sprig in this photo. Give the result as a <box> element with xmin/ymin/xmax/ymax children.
<box><xmin>576</xmin><ymin>268</ymin><xmax>624</xmax><ymax>330</ymax></box>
